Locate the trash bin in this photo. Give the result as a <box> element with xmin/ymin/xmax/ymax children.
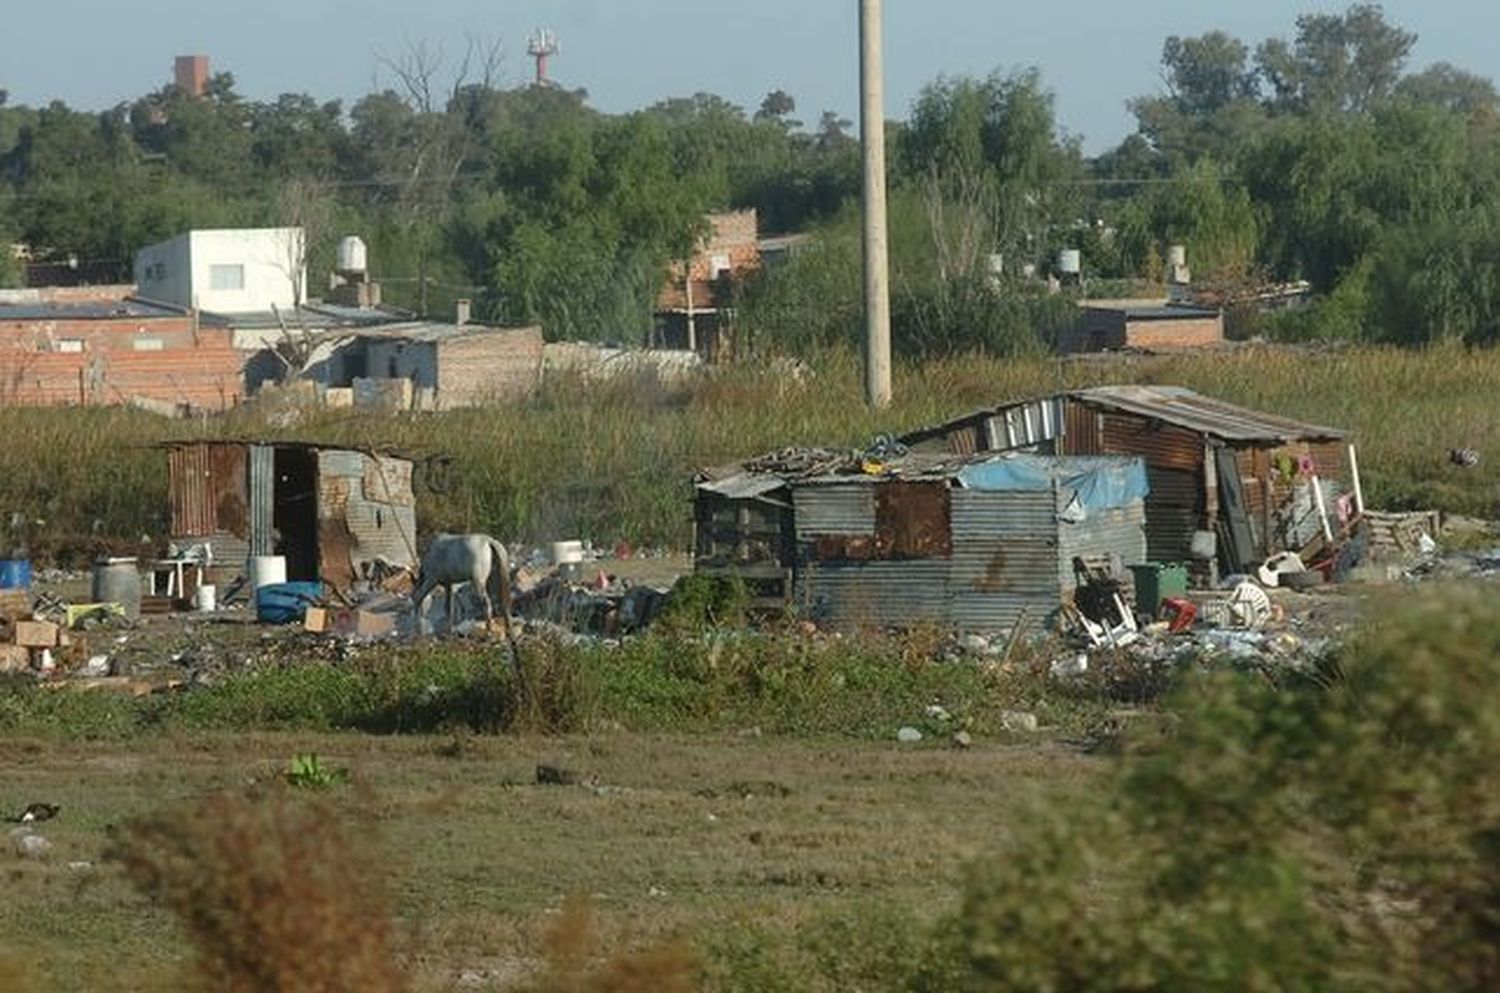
<box><xmin>1129</xmin><ymin>562</ymin><xmax>1188</xmax><ymax>619</ymax></box>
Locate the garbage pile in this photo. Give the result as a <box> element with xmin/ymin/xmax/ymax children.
<box><xmin>0</xmin><ymin>586</ymin><xmax>143</xmax><ymax>687</ymax></box>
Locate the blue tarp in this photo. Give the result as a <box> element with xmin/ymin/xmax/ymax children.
<box><xmin>956</xmin><ymin>455</ymin><xmax>1150</xmax><ymax>512</ymax></box>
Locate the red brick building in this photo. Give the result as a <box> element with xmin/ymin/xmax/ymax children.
<box><xmin>656</xmin><ymin>210</ymin><xmax>761</xmax><ymax>358</ymax></box>
<box><xmin>0</xmin><ymin>290</ymin><xmax>243</xmax><ymax>411</ymax></box>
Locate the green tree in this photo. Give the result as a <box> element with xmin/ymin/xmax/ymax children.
<box><xmin>1256</xmin><ymin>3</ymin><xmax>1417</xmax><ymax>115</ymax></box>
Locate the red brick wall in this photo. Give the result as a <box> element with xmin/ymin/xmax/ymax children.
<box><xmin>1124</xmin><ymin>316</ymin><xmax>1224</xmax><ymax>350</ymax></box>
<box><xmin>0</xmin><ymin>317</ymin><xmax>242</xmax><ymax>410</ymax></box>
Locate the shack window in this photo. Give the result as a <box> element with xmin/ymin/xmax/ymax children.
<box><xmin>209</xmin><ymin>263</ymin><xmax>245</xmax><ymax>291</ymax></box>
<box><xmin>132</xmin><ymin>337</ymin><xmax>164</xmax><ymax>351</ymax></box>
<box><xmin>54</xmin><ymin>339</ymin><xmax>84</xmax><ymax>353</ymax></box>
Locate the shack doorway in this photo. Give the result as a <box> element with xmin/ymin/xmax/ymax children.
<box><xmin>273</xmin><ymin>447</ymin><xmax>320</xmax><ymax>581</ymax></box>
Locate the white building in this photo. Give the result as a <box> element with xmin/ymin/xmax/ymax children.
<box><xmin>134</xmin><ymin>228</ymin><xmax>306</xmax><ymax>315</ymax></box>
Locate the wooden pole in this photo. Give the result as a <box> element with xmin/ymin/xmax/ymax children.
<box><xmin>860</xmin><ymin>0</ymin><xmax>892</xmax><ymax>408</ymax></box>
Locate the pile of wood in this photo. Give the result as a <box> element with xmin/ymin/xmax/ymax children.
<box><xmin>0</xmin><ymin>589</ymin><xmax>93</xmax><ymax>676</ymax></box>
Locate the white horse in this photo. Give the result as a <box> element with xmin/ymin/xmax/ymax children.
<box><xmin>411</xmin><ymin>534</ymin><xmax>515</xmax><ymax>646</ymax></box>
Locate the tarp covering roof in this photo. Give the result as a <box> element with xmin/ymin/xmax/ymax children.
<box><xmin>957</xmin><ymin>454</ymin><xmax>1149</xmax><ymax>512</ymax></box>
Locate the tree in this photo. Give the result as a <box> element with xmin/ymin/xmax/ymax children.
<box><xmin>754</xmin><ymin>89</ymin><xmax>801</xmax><ymax>131</ymax></box>
<box><xmin>1397</xmin><ymin>62</ymin><xmax>1500</xmax><ymax>117</ymax></box>
<box><xmin>1256</xmin><ymin>3</ymin><xmax>1416</xmax><ymax>115</ymax></box>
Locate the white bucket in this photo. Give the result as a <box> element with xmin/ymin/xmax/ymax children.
<box><xmin>195</xmin><ymin>584</ymin><xmax>217</xmax><ymax>613</ymax></box>
<box><xmin>550</xmin><ymin>540</ymin><xmax>584</xmax><ymax>566</ymax></box>
<box><xmin>249</xmin><ymin>555</ymin><xmax>288</xmax><ymax>589</ymax></box>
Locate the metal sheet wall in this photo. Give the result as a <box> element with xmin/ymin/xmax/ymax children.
<box><xmin>794</xmin><ymin>485</ymin><xmax>876</xmax><ymax>538</ymax></box>
<box><xmin>1056</xmin><ymin>503</ymin><xmax>1148</xmax><ymax>589</ymax></box>
<box><xmin>316</xmin><ymin>450</ymin><xmax>418</xmax><ymax>589</ymax></box>
<box><xmin>248</xmin><ymin>445</ymin><xmax>274</xmax><ymax>557</ymax></box>
<box><xmin>795</xmin><ymin>560</ymin><xmax>950</xmax><ymax>628</ymax></box>
<box><xmin>168</xmin><ymin>445</ymin><xmax>215</xmax><ymax>536</ymax></box>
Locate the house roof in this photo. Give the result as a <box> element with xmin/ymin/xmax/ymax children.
<box><xmin>1082</xmin><ymin>302</ymin><xmax>1221</xmax><ymax>320</ymax></box>
<box><xmin>1071</xmin><ymin>385</ymin><xmax>1346</xmax><ymax>442</ymax></box>
<box><xmin>899</xmin><ymin>385</ymin><xmax>1347</xmax><ymax>447</ymax></box>
<box><xmin>0</xmin><ymin>297</ymin><xmax>189</xmax><ymax>321</ymax></box>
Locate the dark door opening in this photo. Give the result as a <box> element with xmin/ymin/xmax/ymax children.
<box><xmin>273</xmin><ymin>447</ymin><xmax>320</xmax><ymax>581</ymax></box>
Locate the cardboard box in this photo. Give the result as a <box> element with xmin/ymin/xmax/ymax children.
<box><xmin>14</xmin><ymin>620</ymin><xmax>59</xmax><ymax>649</ymax></box>
<box><xmin>304</xmin><ymin>607</ymin><xmax>330</xmax><ymax>634</ymax></box>
<box><xmin>355</xmin><ymin>610</ymin><xmax>397</xmax><ymax>638</ymax></box>
<box><xmin>0</xmin><ymin>589</ymin><xmax>31</xmax><ymax>623</ymax></box>
<box><xmin>0</xmin><ymin>644</ymin><xmax>29</xmax><ymax>674</ymax></box>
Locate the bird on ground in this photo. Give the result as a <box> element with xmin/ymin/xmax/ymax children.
<box><xmin>9</xmin><ymin>802</ymin><xmax>60</xmax><ymax>823</ymax></box>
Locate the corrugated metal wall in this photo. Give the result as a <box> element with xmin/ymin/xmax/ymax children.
<box><xmin>168</xmin><ymin>445</ymin><xmax>216</xmax><ymax>537</ymax></box>
<box><xmin>1056</xmin><ymin>503</ymin><xmax>1148</xmax><ymax>589</ymax></box>
<box><xmin>249</xmin><ymin>445</ymin><xmax>274</xmax><ymax>557</ymax></box>
<box><xmin>796</xmin><ymin>560</ymin><xmax>950</xmax><ymax>628</ymax></box>
<box><xmin>792</xmin><ymin>480</ymin><xmax>1148</xmax><ymax>634</ymax></box>
<box><xmin>949</xmin><ymin>488</ymin><xmax>1061</xmax><ymax>631</ymax></box>
<box><xmin>316</xmin><ymin>450</ymin><xmax>418</xmax><ymax>590</ymax></box>
<box><xmin>794</xmin><ymin>485</ymin><xmax>876</xmax><ymax>537</ymax></box>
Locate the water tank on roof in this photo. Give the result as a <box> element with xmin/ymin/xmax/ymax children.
<box><xmin>335</xmin><ymin>236</ymin><xmax>368</xmax><ymax>278</ymax></box>
<box><xmin>1058</xmin><ymin>249</ymin><xmax>1082</xmax><ymax>276</ymax></box>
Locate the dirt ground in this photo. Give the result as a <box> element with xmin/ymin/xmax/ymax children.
<box><xmin>0</xmin><ymin>730</ymin><xmax>1097</xmax><ymax>991</ymax></box>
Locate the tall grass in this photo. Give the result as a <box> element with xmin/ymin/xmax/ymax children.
<box><xmin>3</xmin><ymin>344</ymin><xmax>1495</xmax><ymax>562</ymax></box>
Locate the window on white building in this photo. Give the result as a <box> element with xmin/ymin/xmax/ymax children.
<box><xmin>209</xmin><ymin>263</ymin><xmax>245</xmax><ymax>291</ymax></box>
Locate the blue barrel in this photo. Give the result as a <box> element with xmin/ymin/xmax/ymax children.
<box><xmin>256</xmin><ymin>581</ymin><xmax>325</xmax><ymax>624</ymax></box>
<box><xmin>0</xmin><ymin>560</ymin><xmax>31</xmax><ymax>590</ymax></box>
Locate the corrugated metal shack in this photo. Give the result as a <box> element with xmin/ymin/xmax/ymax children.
<box><xmin>164</xmin><ymin>441</ymin><xmax>418</xmax><ymax>592</ymax></box>
<box><xmin>695</xmin><ymin>451</ymin><xmax>1148</xmax><ymax>632</ymax></box>
<box><xmin>899</xmin><ymin>386</ymin><xmax>1356</xmax><ymax>574</ymax></box>
<box><xmin>693</xmin><ymin>470</ymin><xmax>794</xmax><ymax>607</ymax></box>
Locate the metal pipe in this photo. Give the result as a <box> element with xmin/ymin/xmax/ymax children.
<box><xmin>1348</xmin><ymin>443</ymin><xmax>1365</xmax><ymax>515</ymax></box>
<box><xmin>1311</xmin><ymin>473</ymin><xmax>1335</xmax><ymax>543</ymax></box>
<box><xmin>860</xmin><ymin>0</ymin><xmax>892</xmax><ymax>408</ymax></box>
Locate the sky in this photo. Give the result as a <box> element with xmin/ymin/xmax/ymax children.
<box><xmin>5</xmin><ymin>0</ymin><xmax>1500</xmax><ymax>153</ymax></box>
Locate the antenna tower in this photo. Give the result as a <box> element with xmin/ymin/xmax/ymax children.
<box><xmin>527</xmin><ymin>29</ymin><xmax>560</xmax><ymax>86</ymax></box>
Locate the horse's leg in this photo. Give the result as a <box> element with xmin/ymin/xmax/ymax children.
<box><xmin>410</xmin><ymin>576</ymin><xmax>435</xmax><ymax>636</ymax></box>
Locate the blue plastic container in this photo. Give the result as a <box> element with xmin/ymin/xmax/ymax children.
<box><xmin>0</xmin><ymin>559</ymin><xmax>33</xmax><ymax>590</ymax></box>
<box><xmin>255</xmin><ymin>581</ymin><xmax>324</xmax><ymax>624</ymax></box>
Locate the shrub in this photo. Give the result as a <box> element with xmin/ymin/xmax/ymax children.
<box><xmin>114</xmin><ymin>790</ymin><xmax>405</xmax><ymax>993</ymax></box>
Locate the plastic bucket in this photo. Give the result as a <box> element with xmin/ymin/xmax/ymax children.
<box><xmin>195</xmin><ymin>584</ymin><xmax>217</xmax><ymax>613</ymax></box>
<box><xmin>249</xmin><ymin>555</ymin><xmax>288</xmax><ymax>590</ymax></box>
<box><xmin>0</xmin><ymin>559</ymin><xmax>32</xmax><ymax>590</ymax></box>
<box><xmin>91</xmin><ymin>557</ymin><xmax>142</xmax><ymax>620</ymax></box>
<box><xmin>256</xmin><ymin>581</ymin><xmax>324</xmax><ymax>624</ymax></box>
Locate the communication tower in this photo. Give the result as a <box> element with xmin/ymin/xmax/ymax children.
<box><xmin>527</xmin><ymin>29</ymin><xmax>560</xmax><ymax>86</ymax></box>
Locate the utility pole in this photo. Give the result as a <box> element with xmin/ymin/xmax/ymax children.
<box><xmin>860</xmin><ymin>0</ymin><xmax>892</xmax><ymax>408</ymax></box>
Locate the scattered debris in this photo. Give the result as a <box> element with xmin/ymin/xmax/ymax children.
<box><xmin>896</xmin><ymin>726</ymin><xmax>923</xmax><ymax>743</ymax></box>
<box><xmin>1001</xmin><ymin>711</ymin><xmax>1039</xmax><ymax>734</ymax></box>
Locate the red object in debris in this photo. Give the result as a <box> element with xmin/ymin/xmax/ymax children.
<box><xmin>613</xmin><ymin>541</ymin><xmax>634</xmax><ymax>560</ymax></box>
<box><xmin>1162</xmin><ymin>597</ymin><xmax>1198</xmax><ymax>633</ymax></box>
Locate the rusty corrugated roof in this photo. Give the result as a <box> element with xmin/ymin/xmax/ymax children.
<box><xmin>1072</xmin><ymin>386</ymin><xmax>1346</xmax><ymax>443</ymax></box>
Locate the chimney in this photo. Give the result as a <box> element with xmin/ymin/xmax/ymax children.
<box><xmin>174</xmin><ymin>55</ymin><xmax>209</xmax><ymax>98</ymax></box>
<box><xmin>454</xmin><ymin>298</ymin><xmax>472</xmax><ymax>326</ymax></box>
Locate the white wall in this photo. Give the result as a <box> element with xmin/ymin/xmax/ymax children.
<box><xmin>133</xmin><ymin>234</ymin><xmax>193</xmax><ymax>309</ymax></box>
<box><xmin>132</xmin><ymin>228</ymin><xmax>306</xmax><ymax>314</ymax></box>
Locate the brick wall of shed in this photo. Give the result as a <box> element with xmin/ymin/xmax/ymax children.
<box><xmin>434</xmin><ymin>327</ymin><xmax>544</xmax><ymax>409</ymax></box>
<box><xmin>1123</xmin><ymin>315</ymin><xmax>1224</xmax><ymax>350</ymax></box>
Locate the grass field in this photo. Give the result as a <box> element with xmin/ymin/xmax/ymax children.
<box><xmin>0</xmin><ymin>730</ymin><xmax>1097</xmax><ymax>991</ymax></box>
<box><xmin>3</xmin><ymin>343</ymin><xmax>1497</xmax><ymax>563</ymax></box>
